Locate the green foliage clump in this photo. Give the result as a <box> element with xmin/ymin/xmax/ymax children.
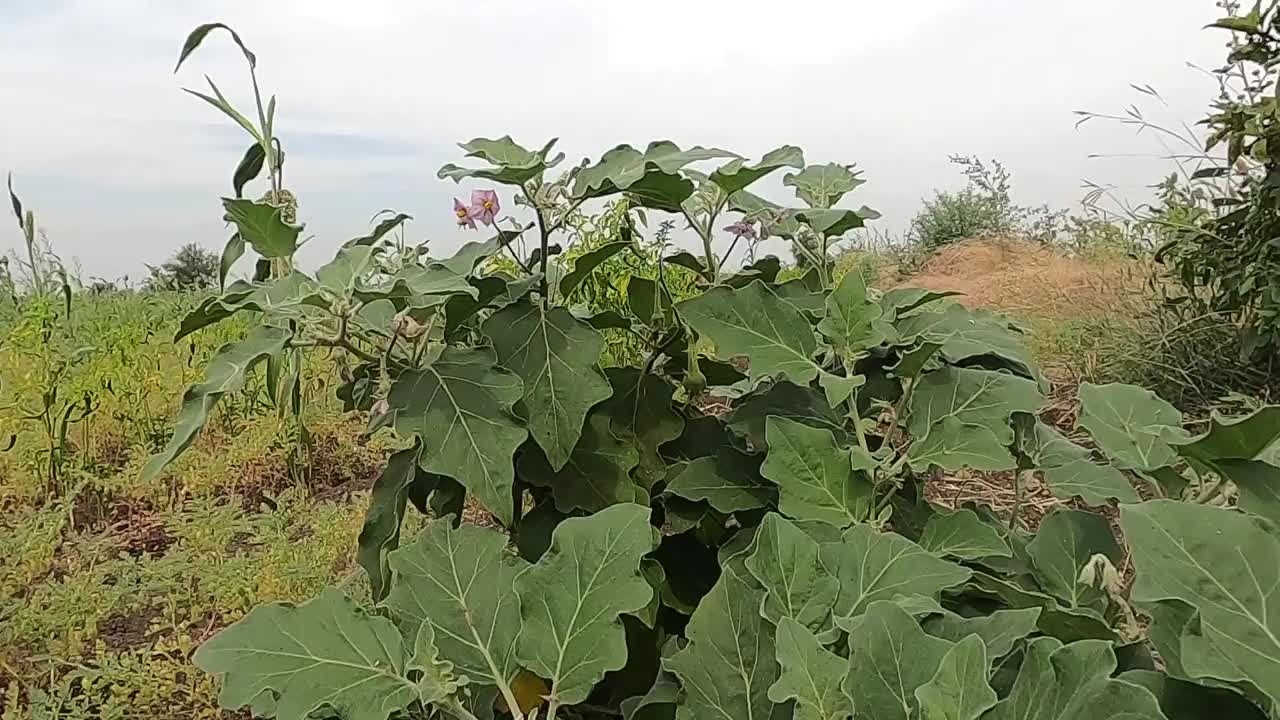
<box><xmin>911</xmin><ymin>155</ymin><xmax>1063</xmax><ymax>251</ymax></box>
<box><xmin>146</xmin><ymin>242</ymin><xmax>220</xmax><ymax>292</ymax></box>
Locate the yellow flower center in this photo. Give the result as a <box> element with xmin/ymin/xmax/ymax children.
<box><xmin>456</xmin><ymin>208</ymin><xmax>468</xmax><ymax>218</ymax></box>
<box><xmin>483</xmin><ymin>200</ymin><xmax>494</xmax><ymax>210</ymax></box>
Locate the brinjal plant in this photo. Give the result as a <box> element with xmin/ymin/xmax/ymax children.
<box><xmin>149</xmin><ymin>20</ymin><xmax>1280</xmax><ymax>720</ymax></box>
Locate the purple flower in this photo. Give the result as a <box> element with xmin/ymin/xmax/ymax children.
<box><xmin>470</xmin><ymin>189</ymin><xmax>500</xmax><ymax>227</ymax></box>
<box><xmin>453</xmin><ymin>198</ymin><xmax>477</xmax><ymax>230</ymax></box>
<box><xmin>725</xmin><ymin>221</ymin><xmax>758</xmax><ymax>241</ymax></box>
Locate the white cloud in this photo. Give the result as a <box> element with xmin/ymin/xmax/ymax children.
<box><xmin>0</xmin><ymin>0</ymin><xmax>1227</xmax><ymax>279</ymax></box>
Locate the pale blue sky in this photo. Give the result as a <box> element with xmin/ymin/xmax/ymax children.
<box><xmin>0</xmin><ymin>0</ymin><xmax>1226</xmax><ymax>280</ymax></box>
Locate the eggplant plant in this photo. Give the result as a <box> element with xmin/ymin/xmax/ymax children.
<box><xmin>150</xmin><ymin>22</ymin><xmax>1280</xmax><ymax>720</ymax></box>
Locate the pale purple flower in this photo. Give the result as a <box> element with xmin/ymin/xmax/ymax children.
<box><xmin>725</xmin><ymin>221</ymin><xmax>758</xmax><ymax>241</ymax></box>
<box><xmin>453</xmin><ymin>198</ymin><xmax>477</xmax><ymax>230</ymax></box>
<box><xmin>470</xmin><ymin>189</ymin><xmax>500</xmax><ymax>227</ymax></box>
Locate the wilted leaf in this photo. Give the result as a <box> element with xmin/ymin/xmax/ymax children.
<box><xmin>1027</xmin><ymin>508</ymin><xmax>1122</xmax><ymax>610</ymax></box>
<box><xmin>1121</xmin><ymin>500</ymin><xmax>1280</xmax><ymax>707</ymax></box>
<box><xmin>1077</xmin><ymin>382</ymin><xmax>1182</xmax><ymax>471</ymax></box>
<box><xmin>923</xmin><ymin>608</ymin><xmax>1042</xmax><ymax>659</ymax></box>
<box><xmin>142</xmin><ymin>326</ymin><xmax>291</xmax><ymax>481</ymax></box>
<box><xmin>914</xmin><ymin>634</ymin><xmax>997</xmax><ymax>720</ymax></box>
<box><xmin>515</xmin><ymin>504</ymin><xmax>658</xmax><ymax>707</ymax></box>
<box><xmin>745</xmin><ymin>514</ymin><xmax>839</xmax><ymax>633</ymax></box>
<box><xmin>194</xmin><ymin>589</ymin><xmax>416</xmax><ymax>720</ymax></box>
<box><xmin>388</xmin><ymin>347</ymin><xmax>527</xmax><ymax>525</ymax></box>
<box><xmin>843</xmin><ymin>600</ymin><xmax>954</xmax><ymax>720</ymax></box>
<box><xmin>666</xmin><ymin>567</ymin><xmax>779</xmax><ymax>720</ymax></box>
<box><xmin>678</xmin><ymin>281</ymin><xmax>821</xmax><ymax>385</ymax></box>
<box><xmin>768</xmin><ymin>617</ymin><xmax>852</xmax><ymax>720</ymax></box>
<box><xmin>222</xmin><ymin>197</ymin><xmax>300</xmax><ymax>259</ymax></box>
<box><xmin>484</xmin><ymin>301</ymin><xmax>610</xmax><ymax>471</ymax></box>
<box><xmin>761</xmin><ymin>417</ymin><xmax>874</xmax><ymax>527</ymax></box>
<box><xmin>822</xmin><ymin>524</ymin><xmax>971</xmax><ymax>622</ymax></box>
<box><xmin>385</xmin><ymin>519</ymin><xmax>526</xmax><ymax>691</ymax></box>
<box><xmin>920</xmin><ymin>508</ymin><xmax>1012</xmax><ymax>561</ymax></box>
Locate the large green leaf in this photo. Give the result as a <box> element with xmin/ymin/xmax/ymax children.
<box><xmin>572</xmin><ymin>141</ymin><xmax>737</xmax><ymax>212</ymax></box>
<box><xmin>677</xmin><ymin>281</ymin><xmax>821</xmax><ymax>385</ymax></box>
<box><xmin>484</xmin><ymin>301</ymin><xmax>610</xmax><ymax>471</ymax></box>
<box><xmin>1119</xmin><ymin>669</ymin><xmax>1268</xmax><ymax>720</ymax></box>
<box><xmin>894</xmin><ymin>304</ymin><xmax>1041</xmax><ymax>380</ymax></box>
<box><xmin>915</xmin><ymin>634</ymin><xmax>998</xmax><ymax>720</ymax></box>
<box><xmin>745</xmin><ymin>514</ymin><xmax>839</xmax><ymax>633</ymax></box>
<box><xmin>1017</xmin><ymin>419</ymin><xmax>1139</xmax><ymax>504</ymax></box>
<box><xmin>761</xmin><ymin>417</ymin><xmax>874</xmax><ymax>527</ymax></box>
<box><xmin>709</xmin><ymin>146</ymin><xmax>805</xmax><ymax>196</ymax></box>
<box><xmin>1027</xmin><ymin>508</ymin><xmax>1122</xmax><ymax>610</ymax></box>
<box><xmin>515</xmin><ymin>504</ymin><xmax>658</xmax><ymax>707</ymax></box>
<box><xmin>920</xmin><ymin>508</ymin><xmax>1012</xmax><ymax>561</ymax></box>
<box><xmin>343</xmin><ymin>212</ymin><xmax>412</xmax><ymax>248</ymax></box>
<box><xmin>782</xmin><ymin>163</ymin><xmax>864</xmax><ymax>209</ymax></box>
<box><xmin>315</xmin><ymin>245</ymin><xmax>376</xmax><ymax>298</ymax></box>
<box><xmin>768</xmin><ymin>617</ymin><xmax>852</xmax><ymax>720</ymax></box>
<box><xmin>176</xmin><ymin>272</ymin><xmax>322</xmax><ymax>341</ymax></box>
<box><xmin>385</xmin><ymin>519</ymin><xmax>526</xmax><ymax>691</ymax></box>
<box><xmin>438</xmin><ymin>136</ymin><xmax>558</xmax><ymax>185</ymax></box>
<box><xmin>962</xmin><ymin>572</ymin><xmax>1115</xmax><ymax>644</ymax></box>
<box><xmin>985</xmin><ymin>638</ymin><xmax>1165</xmax><ymax>720</ymax></box>
<box><xmin>1121</xmin><ymin>500</ymin><xmax>1280</xmax><ymax>707</ymax></box>
<box><xmin>907</xmin><ymin>367</ymin><xmax>1043</xmax><ymax>472</ymax></box>
<box><xmin>194</xmin><ymin>589</ymin><xmax>417</xmax><ymax>720</ymax></box>
<box><xmin>795</xmin><ymin>207</ymin><xmax>879</xmax><ymax>237</ymax></box>
<box><xmin>923</xmin><ymin>608</ymin><xmax>1042</xmax><ymax>659</ymax></box>
<box><xmin>664</xmin><ymin>448</ymin><xmax>775</xmax><ymax>513</ymax></box>
<box><xmin>1220</xmin><ymin>459</ymin><xmax>1280</xmax><ymax>525</ymax></box>
<box><xmin>1174</xmin><ymin>406</ymin><xmax>1280</xmax><ymax>466</ymax></box>
<box><xmin>221</xmin><ymin>197</ymin><xmax>300</xmax><ymax>258</ymax></box>
<box><xmin>519</xmin><ymin>412</ymin><xmax>643</xmax><ymax>512</ymax></box>
<box><xmin>142</xmin><ymin>326</ymin><xmax>291</xmax><ymax>481</ymax></box>
<box><xmin>727</xmin><ymin>380</ymin><xmax>847</xmax><ymax>451</ymax></box>
<box><xmin>388</xmin><ymin>347</ymin><xmax>527</xmax><ymax>525</ymax></box>
<box><xmin>843</xmin><ymin>600</ymin><xmax>954</xmax><ymax>720</ymax></box>
<box><xmin>821</xmin><ymin>524</ymin><xmax>971</xmax><ymax>622</ymax></box>
<box><xmin>880</xmin><ymin>288</ymin><xmax>963</xmax><ymax>320</ymax></box>
<box><xmin>357</xmin><ymin>443</ymin><xmax>428</xmax><ymax>602</ymax></box>
<box><xmin>665</xmin><ymin>567</ymin><xmax>779</xmax><ymax>720</ymax></box>
<box><xmin>560</xmin><ymin>240</ymin><xmax>632</xmax><ymax>300</ymax></box>
<box><xmin>1077</xmin><ymin>383</ymin><xmax>1182</xmax><ymax>471</ymax></box>
<box><xmin>602</xmin><ymin>368</ymin><xmax>684</xmax><ymax>490</ymax></box>
<box><xmin>817</xmin><ymin>269</ymin><xmax>888</xmax><ymax>361</ymax></box>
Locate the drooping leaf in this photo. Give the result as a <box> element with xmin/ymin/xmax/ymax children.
<box><xmin>920</xmin><ymin>508</ymin><xmax>1012</xmax><ymax>561</ymax></box>
<box><xmin>985</xmin><ymin>638</ymin><xmax>1165</xmax><ymax>720</ymax></box>
<box><xmin>880</xmin><ymin>288</ymin><xmax>964</xmax><ymax>320</ymax></box>
<box><xmin>221</xmin><ymin>197</ymin><xmax>300</xmax><ymax>259</ymax></box>
<box><xmin>572</xmin><ymin>141</ymin><xmax>738</xmax><ymax>211</ymax></box>
<box><xmin>603</xmin><ymin>368</ymin><xmax>685</xmax><ymax>490</ymax></box>
<box><xmin>914</xmin><ymin>634</ymin><xmax>998</xmax><ymax>720</ymax></box>
<box><xmin>822</xmin><ymin>524</ymin><xmax>971</xmax><ymax>623</ymax></box>
<box><xmin>388</xmin><ymin>347</ymin><xmax>527</xmax><ymax>525</ymax></box>
<box><xmin>7</xmin><ymin>173</ymin><xmax>22</xmax><ymax>229</ymax></box>
<box><xmin>761</xmin><ymin>417</ymin><xmax>874</xmax><ymax>527</ymax></box>
<box><xmin>193</xmin><ymin>589</ymin><xmax>416</xmax><ymax>720</ymax></box>
<box><xmin>1174</xmin><ymin>406</ymin><xmax>1280</xmax><ymax>466</ymax></box>
<box><xmin>907</xmin><ymin>367</ymin><xmax>1043</xmax><ymax>472</ymax></box>
<box><xmin>817</xmin><ymin>270</ymin><xmax>888</xmax><ymax>361</ymax></box>
<box><xmin>678</xmin><ymin>281</ymin><xmax>821</xmax><ymax>385</ymax></box>
<box><xmin>484</xmin><ymin>301</ymin><xmax>611</xmax><ymax>471</ymax></box>
<box><xmin>385</xmin><ymin>519</ymin><xmax>526</xmax><ymax>691</ymax></box>
<box><xmin>343</xmin><ymin>212</ymin><xmax>412</xmax><ymax>249</ymax></box>
<box><xmin>1119</xmin><ymin>669</ymin><xmax>1268</xmax><ymax>720</ymax></box>
<box><xmin>1077</xmin><ymin>382</ymin><xmax>1182</xmax><ymax>471</ymax></box>
<box><xmin>843</xmin><ymin>600</ymin><xmax>954</xmax><ymax>720</ymax></box>
<box><xmin>796</xmin><ymin>207</ymin><xmax>879</xmax><ymax>236</ymax></box>
<box><xmin>1027</xmin><ymin>508</ymin><xmax>1122</xmax><ymax>610</ymax></box>
<box><xmin>175</xmin><ymin>273</ymin><xmax>323</xmax><ymax>341</ymax></box>
<box><xmin>357</xmin><ymin>443</ymin><xmax>430</xmax><ymax>602</ymax></box>
<box><xmin>315</xmin><ymin>245</ymin><xmax>376</xmax><ymax>298</ymax></box>
<box><xmin>515</xmin><ymin>504</ymin><xmax>659</xmax><ymax>707</ymax></box>
<box><xmin>142</xmin><ymin>326</ymin><xmax>291</xmax><ymax>481</ymax></box>
<box><xmin>665</xmin><ymin>567</ymin><xmax>780</xmax><ymax>720</ymax></box>
<box><xmin>438</xmin><ymin>136</ymin><xmax>557</xmax><ymax>185</ymax></box>
<box><xmin>663</xmin><ymin>251</ymin><xmax>709</xmax><ymax>278</ymax></box>
<box><xmin>1016</xmin><ymin>419</ymin><xmax>1140</xmax><ymax>504</ymax></box>
<box><xmin>519</xmin><ymin>412</ymin><xmax>643</xmax><ymax>512</ymax></box>
<box><xmin>782</xmin><ymin>163</ymin><xmax>864</xmax><ymax>209</ymax></box>
<box><xmin>175</xmin><ymin>22</ymin><xmax>257</xmax><ymax>72</ymax></box>
<box><xmin>233</xmin><ymin>143</ymin><xmax>266</xmax><ymax>198</ymax></box>
<box><xmin>818</xmin><ymin>371</ymin><xmax>864</xmax><ymax>409</ymax></box>
<box><xmin>1219</xmin><ymin>459</ymin><xmax>1280</xmax><ymax>525</ymax></box>
<box><xmin>219</xmin><ymin>233</ymin><xmax>244</xmax><ymax>291</ymax></box>
<box><xmin>923</xmin><ymin>608</ymin><xmax>1042</xmax><ymax>659</ymax></box>
<box><xmin>1121</xmin><ymin>500</ymin><xmax>1280</xmax><ymax>707</ymax></box>
<box><xmin>768</xmin><ymin>617</ymin><xmax>853</xmax><ymax>720</ymax></box>
<box><xmin>709</xmin><ymin>146</ymin><xmax>805</xmax><ymax>196</ymax></box>
<box><xmin>560</xmin><ymin>240</ymin><xmax>631</xmax><ymax>299</ymax></box>
<box><xmin>664</xmin><ymin>449</ymin><xmax>775</xmax><ymax>513</ymax></box>
<box><xmin>894</xmin><ymin>304</ymin><xmax>1041</xmax><ymax>381</ymax></box>
<box><xmin>963</xmin><ymin>572</ymin><xmax>1115</xmax><ymax>644</ymax></box>
<box><xmin>727</xmin><ymin>380</ymin><xmax>847</xmax><ymax>451</ymax></box>
<box><xmin>745</xmin><ymin>514</ymin><xmax>840</xmax><ymax>633</ymax></box>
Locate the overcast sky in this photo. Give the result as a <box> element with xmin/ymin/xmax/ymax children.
<box><xmin>0</xmin><ymin>0</ymin><xmax>1227</xmax><ymax>281</ymax></box>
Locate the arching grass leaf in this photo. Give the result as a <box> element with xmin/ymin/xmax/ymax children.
<box><xmin>388</xmin><ymin>347</ymin><xmax>527</xmax><ymax>525</ymax></box>
<box><xmin>194</xmin><ymin>588</ymin><xmax>416</xmax><ymax>720</ymax></box>
<box><xmin>1121</xmin><ymin>500</ymin><xmax>1280</xmax><ymax>707</ymax></box>
<box><xmin>1027</xmin><ymin>508</ymin><xmax>1122</xmax><ymax>610</ymax></box>
<box><xmin>843</xmin><ymin>600</ymin><xmax>954</xmax><ymax>720</ymax></box>
<box><xmin>142</xmin><ymin>326</ymin><xmax>291</xmax><ymax>481</ymax></box>
<box><xmin>920</xmin><ymin>508</ymin><xmax>1012</xmax><ymax>561</ymax></box>
<box><xmin>515</xmin><ymin>504</ymin><xmax>657</xmax><ymax>707</ymax></box>
<box><xmin>1077</xmin><ymin>383</ymin><xmax>1182</xmax><ymax>471</ymax></box>
<box><xmin>822</xmin><ymin>524</ymin><xmax>971</xmax><ymax>623</ymax></box>
<box><xmin>385</xmin><ymin>519</ymin><xmax>526</xmax><ymax>692</ymax></box>
<box><xmin>677</xmin><ymin>281</ymin><xmax>822</xmax><ymax>385</ymax></box>
<box><xmin>915</xmin><ymin>634</ymin><xmax>997</xmax><ymax>720</ymax></box>
<box><xmin>761</xmin><ymin>417</ymin><xmax>874</xmax><ymax>527</ymax></box>
<box><xmin>923</xmin><ymin>608</ymin><xmax>1042</xmax><ymax>659</ymax></box>
<box><xmin>484</xmin><ymin>301</ymin><xmax>611</xmax><ymax>471</ymax></box>
<box><xmin>665</xmin><ymin>567</ymin><xmax>780</xmax><ymax>720</ymax></box>
<box><xmin>768</xmin><ymin>617</ymin><xmax>852</xmax><ymax>720</ymax></box>
<box><xmin>745</xmin><ymin>514</ymin><xmax>839</xmax><ymax>633</ymax></box>
<box><xmin>233</xmin><ymin>143</ymin><xmax>266</xmax><ymax>198</ymax></box>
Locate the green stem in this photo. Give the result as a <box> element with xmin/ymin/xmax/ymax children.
<box><xmin>1009</xmin><ymin>469</ymin><xmax>1030</xmax><ymax>532</ymax></box>
<box><xmin>882</xmin><ymin>378</ymin><xmax>914</xmax><ymax>450</ymax></box>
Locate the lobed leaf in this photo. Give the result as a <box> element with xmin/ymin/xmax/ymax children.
<box><xmin>761</xmin><ymin>417</ymin><xmax>874</xmax><ymax>528</ymax></box>
<box><xmin>1077</xmin><ymin>382</ymin><xmax>1182</xmax><ymax>471</ymax></box>
<box><xmin>745</xmin><ymin>514</ymin><xmax>840</xmax><ymax>634</ymax></box>
<box><xmin>1026</xmin><ymin>508</ymin><xmax>1122</xmax><ymax>610</ymax></box>
<box><xmin>985</xmin><ymin>637</ymin><xmax>1165</xmax><ymax>719</ymax></box>
<box><xmin>817</xmin><ymin>269</ymin><xmax>888</xmax><ymax>362</ymax></box>
<box><xmin>920</xmin><ymin>508</ymin><xmax>1012</xmax><ymax>561</ymax></box>
<box><xmin>914</xmin><ymin>634</ymin><xmax>998</xmax><ymax>720</ymax></box>
<box><xmin>843</xmin><ymin>600</ymin><xmax>954</xmax><ymax>720</ymax></box>
<box><xmin>923</xmin><ymin>607</ymin><xmax>1042</xmax><ymax>659</ymax></box>
<box><xmin>821</xmin><ymin>523</ymin><xmax>971</xmax><ymax>623</ymax></box>
<box><xmin>519</xmin><ymin>411</ymin><xmax>644</xmax><ymax>512</ymax></box>
<box><xmin>222</xmin><ymin>197</ymin><xmax>300</xmax><ymax>259</ymax></box>
<box><xmin>768</xmin><ymin>617</ymin><xmax>853</xmax><ymax>720</ymax></box>
<box><xmin>677</xmin><ymin>281</ymin><xmax>822</xmax><ymax>385</ymax></box>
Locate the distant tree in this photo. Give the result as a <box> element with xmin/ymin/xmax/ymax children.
<box><xmin>147</xmin><ymin>242</ymin><xmax>219</xmax><ymax>291</ymax></box>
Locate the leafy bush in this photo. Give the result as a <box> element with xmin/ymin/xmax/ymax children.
<box><xmin>146</xmin><ymin>242</ymin><xmax>220</xmax><ymax>292</ymax></box>
<box><xmin>911</xmin><ymin>156</ymin><xmax>1064</xmax><ymax>252</ymax></box>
